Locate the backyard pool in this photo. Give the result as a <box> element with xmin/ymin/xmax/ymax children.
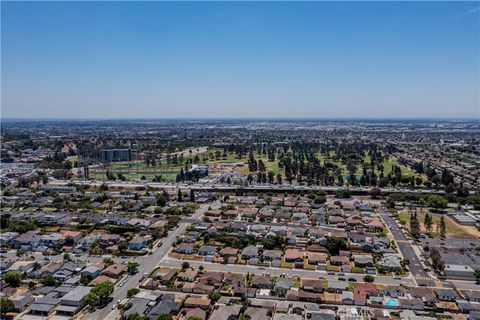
<box><xmin>385</xmin><ymin>298</ymin><xmax>398</xmax><ymax>307</ymax></box>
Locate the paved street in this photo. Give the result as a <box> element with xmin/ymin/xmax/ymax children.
<box><xmin>158</xmin><ymin>257</ymin><xmax>417</xmax><ymax>286</ymax></box>
<box><xmin>379</xmin><ymin>209</ymin><xmax>436</xmax><ymax>287</ymax></box>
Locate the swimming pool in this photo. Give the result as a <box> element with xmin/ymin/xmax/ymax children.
<box><xmin>385</xmin><ymin>298</ymin><xmax>398</xmax><ymax>307</ymax></box>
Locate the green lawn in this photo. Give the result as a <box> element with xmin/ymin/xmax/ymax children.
<box><xmin>304</xmin><ymin>263</ymin><xmax>317</xmax><ymax>270</ymax></box>
<box><xmin>91</xmin><ymin>147</ymin><xmax>418</xmax><ymax>182</ymax></box>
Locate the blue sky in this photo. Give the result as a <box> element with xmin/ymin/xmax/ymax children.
<box><xmin>1</xmin><ymin>1</ymin><xmax>479</xmax><ymax>119</ymax></box>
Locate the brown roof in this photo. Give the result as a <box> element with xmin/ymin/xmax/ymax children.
<box><xmin>302</xmin><ymin>279</ymin><xmax>324</xmax><ymax>289</ymax></box>
<box><xmin>88</xmin><ymin>275</ymin><xmax>115</xmax><ymax>286</ymax></box>
<box><xmin>184</xmin><ymin>297</ymin><xmax>211</xmax><ymax>307</ymax></box>
<box><xmin>101</xmin><ymin>263</ymin><xmax>126</xmax><ymax>276</ymax></box>
<box><xmin>307</xmin><ymin>252</ymin><xmax>328</xmax><ymax>261</ymax></box>
<box><xmin>330</xmin><ymin>256</ymin><xmax>350</xmax><ymax>264</ymax></box>
<box><xmin>185</xmin><ymin>307</ymin><xmax>206</xmax><ymax>320</ymax></box>
<box><xmin>199</xmin><ymin>271</ymin><xmax>224</xmax><ymax>285</ymax></box>
<box><xmin>219</xmin><ymin>247</ymin><xmax>239</xmax><ymax>256</ymax></box>
<box><xmin>285</xmin><ymin>249</ymin><xmax>304</xmax><ymax>261</ymax></box>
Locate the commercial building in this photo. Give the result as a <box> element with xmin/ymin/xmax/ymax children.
<box><xmin>100</xmin><ymin>149</ymin><xmax>132</xmax><ymax>162</ymax></box>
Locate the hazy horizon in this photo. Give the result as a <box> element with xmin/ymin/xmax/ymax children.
<box><xmin>2</xmin><ymin>1</ymin><xmax>479</xmax><ymax>119</ymax></box>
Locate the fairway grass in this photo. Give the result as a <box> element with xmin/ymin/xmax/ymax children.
<box><xmin>91</xmin><ymin>148</ymin><xmax>419</xmax><ymax>183</ymax></box>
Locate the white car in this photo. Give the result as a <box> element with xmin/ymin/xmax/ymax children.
<box><xmin>111</xmin><ymin>304</ymin><xmax>117</xmax><ymax>310</ymax></box>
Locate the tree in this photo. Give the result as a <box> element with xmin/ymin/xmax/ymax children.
<box><xmin>190</xmin><ymin>189</ymin><xmax>195</xmax><ymax>202</ymax></box>
<box><xmin>181</xmin><ymin>262</ymin><xmax>190</xmax><ymax>270</ymax></box>
<box><xmin>157</xmin><ymin>314</ymin><xmax>173</xmax><ymax>320</ymax></box>
<box><xmin>370</xmin><ymin>187</ymin><xmax>381</xmax><ymax>199</ymax></box>
<box><xmin>474</xmin><ymin>269</ymin><xmax>480</xmax><ymax>284</ymax></box>
<box><xmin>127</xmin><ymin>288</ymin><xmax>140</xmax><ymax>298</ymax></box>
<box><xmin>363</xmin><ymin>275</ymin><xmax>375</xmax><ymax>283</ymax></box>
<box><xmin>409</xmin><ymin>212</ymin><xmax>421</xmax><ymax>239</ymax></box>
<box><xmin>85</xmin><ymin>291</ymin><xmax>99</xmax><ymax>307</ymax></box>
<box><xmin>127</xmin><ymin>262</ymin><xmax>140</xmax><ymax>274</ymax></box>
<box><xmin>209</xmin><ymin>291</ymin><xmax>221</xmax><ymax>302</ymax></box>
<box><xmin>430</xmin><ymin>248</ymin><xmax>445</xmax><ymax>272</ymax></box>
<box><xmin>177</xmin><ymin>189</ymin><xmax>183</xmax><ymax>202</ymax></box>
<box><xmin>439</xmin><ymin>215</ymin><xmax>446</xmax><ymax>239</ymax></box>
<box><xmin>126</xmin><ymin>312</ymin><xmax>146</xmax><ymax>320</ymax></box>
<box><xmin>386</xmin><ymin>196</ymin><xmax>395</xmax><ymax>209</ymax></box>
<box><xmin>156</xmin><ymin>194</ymin><xmax>167</xmax><ymax>206</ymax></box>
<box><xmin>424</xmin><ymin>212</ymin><xmax>433</xmax><ymax>233</ymax></box>
<box><xmin>314</xmin><ymin>195</ymin><xmax>326</xmax><ymax>204</ymax></box>
<box><xmin>325</xmin><ymin>236</ymin><xmax>348</xmax><ymax>255</ymax></box>
<box><xmin>427</xmin><ymin>195</ymin><xmax>448</xmax><ymax>212</ymax></box>
<box><xmin>0</xmin><ymin>297</ymin><xmax>15</xmax><ymax>316</ymax></box>
<box><xmin>103</xmin><ymin>258</ymin><xmax>114</xmax><ymax>266</ymax></box>
<box><xmin>262</xmin><ymin>235</ymin><xmax>285</xmax><ymax>250</ymax></box>
<box><xmin>80</xmin><ymin>275</ymin><xmax>92</xmax><ymax>286</ymax></box>
<box><xmin>118</xmin><ymin>242</ymin><xmax>128</xmax><ymax>252</ymax></box>
<box><xmin>276</xmin><ymin>174</ymin><xmax>282</xmax><ymax>185</ymax></box>
<box><xmin>265</xmin><ymin>171</ymin><xmax>273</xmax><ymax>184</ymax></box>
<box><xmin>400</xmin><ymin>258</ymin><xmax>410</xmax><ymax>269</ymax></box>
<box><xmin>0</xmin><ymin>213</ymin><xmax>11</xmax><ymax>229</ymax></box>
<box><xmin>3</xmin><ymin>271</ymin><xmax>22</xmax><ymax>287</ymax></box>
<box><xmin>86</xmin><ymin>282</ymin><xmax>115</xmax><ymax>308</ymax></box>
<box><xmin>40</xmin><ymin>275</ymin><xmax>56</xmax><ymax>286</ymax></box>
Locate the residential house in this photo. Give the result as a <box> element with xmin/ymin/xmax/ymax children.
<box><xmin>380</xmin><ymin>254</ymin><xmax>402</xmax><ymax>272</ymax></box>
<box><xmin>210</xmin><ymin>305</ymin><xmax>242</xmax><ymax>320</ymax></box>
<box><xmin>55</xmin><ymin>286</ymin><xmax>92</xmax><ymax>316</ymax></box>
<box><xmin>198</xmin><ymin>245</ymin><xmax>217</xmax><ymax>256</ymax></box>
<box><xmin>251</xmin><ymin>275</ymin><xmax>272</xmax><ymax>289</ymax></box>
<box><xmin>176</xmin><ymin>243</ymin><xmax>195</xmax><ymax>254</ymax></box>
<box><xmin>330</xmin><ymin>256</ymin><xmax>350</xmax><ymax>266</ymax></box>
<box><xmin>327</xmin><ymin>281</ymin><xmax>348</xmax><ymax>293</ymax></box>
<box><xmin>342</xmin><ymin>291</ymin><xmax>354</xmax><ymax>305</ymax></box>
<box><xmin>275</xmin><ymin>278</ymin><xmax>294</xmax><ymax>295</ymax></box>
<box><xmin>302</xmin><ymin>279</ymin><xmax>324</xmax><ymax>293</ymax></box>
<box><xmin>242</xmin><ymin>245</ymin><xmax>259</xmax><ymax>260</ymax></box>
<box><xmin>128</xmin><ymin>235</ymin><xmax>151</xmax><ymax>251</ymax></box>
<box><xmin>101</xmin><ymin>264</ymin><xmax>126</xmax><ymax>279</ymax></box>
<box><xmin>244</xmin><ymin>307</ymin><xmax>270</xmax><ymax>320</ymax></box>
<box><xmin>184</xmin><ymin>307</ymin><xmax>207</xmax><ymax>320</ymax></box>
<box><xmin>284</xmin><ymin>249</ymin><xmax>304</xmax><ymax>263</ymax></box>
<box><xmin>435</xmin><ymin>288</ymin><xmax>459</xmax><ymax>302</ymax></box>
<box><xmin>353</xmin><ymin>254</ymin><xmax>374</xmax><ymax>268</ymax></box>
<box><xmin>307</xmin><ymin>252</ymin><xmax>327</xmax><ymax>265</ymax></box>
<box><xmin>177</xmin><ymin>270</ymin><xmax>197</xmax><ymax>282</ymax></box>
<box><xmin>183</xmin><ymin>297</ymin><xmax>211</xmax><ymax>309</ymax></box>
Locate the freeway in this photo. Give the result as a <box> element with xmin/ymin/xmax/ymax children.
<box><xmin>85</xmin><ymin>202</ymin><xmax>214</xmax><ymax>320</ymax></box>
<box><xmin>378</xmin><ymin>209</ymin><xmax>436</xmax><ymax>287</ymax></box>
<box><xmin>49</xmin><ymin>179</ymin><xmax>450</xmax><ymax>195</ymax></box>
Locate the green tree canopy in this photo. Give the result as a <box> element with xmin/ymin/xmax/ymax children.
<box><xmin>326</xmin><ymin>236</ymin><xmax>348</xmax><ymax>255</ymax></box>
<box><xmin>3</xmin><ymin>271</ymin><xmax>22</xmax><ymax>287</ymax></box>
<box><xmin>0</xmin><ymin>297</ymin><xmax>15</xmax><ymax>316</ymax></box>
